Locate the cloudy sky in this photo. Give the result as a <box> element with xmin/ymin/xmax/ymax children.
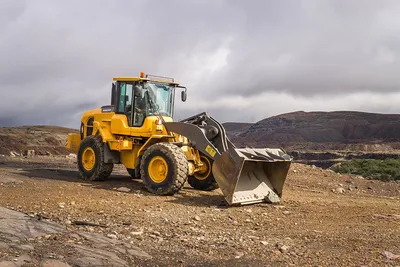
<box><xmin>1</xmin><ymin>0</ymin><xmax>400</xmax><ymax>128</ymax></box>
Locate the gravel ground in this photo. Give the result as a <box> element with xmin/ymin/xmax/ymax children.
<box><xmin>0</xmin><ymin>156</ymin><xmax>399</xmax><ymax>266</ymax></box>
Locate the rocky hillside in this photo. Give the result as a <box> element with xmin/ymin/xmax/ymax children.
<box><xmin>227</xmin><ymin>111</ymin><xmax>400</xmax><ymax>151</ymax></box>
<box><xmin>223</xmin><ymin>122</ymin><xmax>252</xmax><ymax>139</ymax></box>
<box><xmin>0</xmin><ymin>126</ymin><xmax>78</xmax><ymax>156</ymax></box>
<box><xmin>2</xmin><ymin>111</ymin><xmax>400</xmax><ymax>157</ymax></box>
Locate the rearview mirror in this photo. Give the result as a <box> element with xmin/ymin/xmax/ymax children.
<box><xmin>134</xmin><ymin>85</ymin><xmax>142</xmax><ymax>97</ymax></box>
<box><xmin>181</xmin><ymin>90</ymin><xmax>187</xmax><ymax>102</ymax></box>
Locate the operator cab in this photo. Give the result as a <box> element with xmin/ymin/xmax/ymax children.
<box><xmin>110</xmin><ymin>73</ymin><xmax>187</xmax><ymax>127</ymax></box>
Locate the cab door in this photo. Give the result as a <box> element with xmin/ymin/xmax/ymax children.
<box><xmin>116</xmin><ymin>82</ymin><xmax>134</xmax><ymax>126</ymax></box>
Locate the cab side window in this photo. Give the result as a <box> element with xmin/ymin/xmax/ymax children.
<box><xmin>117</xmin><ymin>83</ymin><xmax>134</xmax><ymax>124</ymax></box>
<box><xmin>118</xmin><ymin>84</ymin><xmax>126</xmax><ymax>113</ymax></box>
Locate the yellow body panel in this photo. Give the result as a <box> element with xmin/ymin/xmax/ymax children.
<box><xmin>120</xmin><ymin>145</ymin><xmax>141</xmax><ymax>169</ymax></box>
<box><xmin>108</xmin><ymin>138</ymin><xmax>133</xmax><ymax>151</ymax></box>
<box><xmin>66</xmin><ymin>133</ymin><xmax>81</xmax><ymax>154</ymax></box>
<box><xmin>137</xmin><ymin>135</ymin><xmax>174</xmax><ymax>156</ymax></box>
<box><xmin>68</xmin><ymin>108</ymin><xmax>203</xmax><ymax>167</ymax></box>
<box><xmin>83</xmin><ymin>108</ymin><xmax>103</xmax><ymax>117</ymax></box>
<box><xmin>110</xmin><ymin>115</ymin><xmax>172</xmax><ymax>137</ymax></box>
<box><xmin>93</xmin><ymin>121</ymin><xmax>114</xmax><ymax>142</ymax></box>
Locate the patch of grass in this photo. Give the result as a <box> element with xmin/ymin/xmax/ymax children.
<box><xmin>332</xmin><ymin>159</ymin><xmax>400</xmax><ymax>181</ymax></box>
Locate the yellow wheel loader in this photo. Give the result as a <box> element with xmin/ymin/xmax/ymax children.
<box><xmin>66</xmin><ymin>72</ymin><xmax>292</xmax><ymax>205</ymax></box>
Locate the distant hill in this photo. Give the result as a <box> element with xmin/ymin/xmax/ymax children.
<box><xmin>228</xmin><ymin>111</ymin><xmax>400</xmax><ymax>151</ymax></box>
<box><xmin>222</xmin><ymin>122</ymin><xmax>253</xmax><ymax>139</ymax></box>
<box><xmin>2</xmin><ymin>111</ymin><xmax>400</xmax><ymax>156</ymax></box>
<box><xmin>0</xmin><ymin>126</ymin><xmax>78</xmax><ymax>155</ymax></box>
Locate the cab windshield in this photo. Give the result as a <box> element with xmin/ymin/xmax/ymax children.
<box><xmin>117</xmin><ymin>81</ymin><xmax>176</xmax><ymax>127</ymax></box>
<box><xmin>142</xmin><ymin>82</ymin><xmax>175</xmax><ymax>117</ymax></box>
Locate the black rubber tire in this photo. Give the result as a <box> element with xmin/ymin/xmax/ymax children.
<box><xmin>77</xmin><ymin>135</ymin><xmax>113</xmax><ymax>181</ymax></box>
<box><xmin>188</xmin><ymin>155</ymin><xmax>219</xmax><ymax>191</ymax></box>
<box><xmin>127</xmin><ymin>168</ymin><xmax>140</xmax><ymax>179</ymax></box>
<box><xmin>140</xmin><ymin>143</ymin><xmax>188</xmax><ymax>195</ymax></box>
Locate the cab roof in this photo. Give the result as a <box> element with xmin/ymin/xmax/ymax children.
<box><xmin>113</xmin><ymin>73</ymin><xmax>179</xmax><ymax>85</ymax></box>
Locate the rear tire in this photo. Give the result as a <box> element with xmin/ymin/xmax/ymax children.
<box><xmin>188</xmin><ymin>155</ymin><xmax>219</xmax><ymax>191</ymax></box>
<box><xmin>77</xmin><ymin>135</ymin><xmax>113</xmax><ymax>181</ymax></box>
<box><xmin>140</xmin><ymin>143</ymin><xmax>188</xmax><ymax>195</ymax></box>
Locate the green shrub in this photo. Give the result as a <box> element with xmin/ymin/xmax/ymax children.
<box><xmin>332</xmin><ymin>159</ymin><xmax>400</xmax><ymax>181</ymax></box>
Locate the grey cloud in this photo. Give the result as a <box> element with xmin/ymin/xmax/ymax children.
<box><xmin>201</xmin><ymin>1</ymin><xmax>400</xmax><ymax>97</ymax></box>
<box><xmin>0</xmin><ymin>0</ymin><xmax>400</xmax><ymax>127</ymax></box>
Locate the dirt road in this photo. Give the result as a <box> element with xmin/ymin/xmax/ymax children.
<box><xmin>0</xmin><ymin>156</ymin><xmax>399</xmax><ymax>266</ymax></box>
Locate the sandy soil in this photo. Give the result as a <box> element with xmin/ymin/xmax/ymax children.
<box><xmin>0</xmin><ymin>156</ymin><xmax>399</xmax><ymax>266</ymax></box>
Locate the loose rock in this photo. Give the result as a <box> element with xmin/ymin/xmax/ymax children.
<box><xmin>234</xmin><ymin>251</ymin><xmax>244</xmax><ymax>259</ymax></box>
<box><xmin>382</xmin><ymin>251</ymin><xmax>400</xmax><ymax>260</ymax></box>
<box><xmin>152</xmin><ymin>231</ymin><xmax>161</xmax><ymax>236</ymax></box>
<box><xmin>9</xmin><ymin>151</ymin><xmax>20</xmax><ymax>157</ymax></box>
<box><xmin>116</xmin><ymin>187</ymin><xmax>131</xmax><ymax>193</ymax></box>
<box><xmin>276</xmin><ymin>243</ymin><xmax>290</xmax><ymax>253</ymax></box>
<box><xmin>66</xmin><ymin>153</ymin><xmax>77</xmax><ymax>159</ymax></box>
<box><xmin>25</xmin><ymin>150</ymin><xmax>35</xmax><ymax>158</ymax></box>
<box><xmin>107</xmin><ymin>234</ymin><xmax>117</xmax><ymax>239</ymax></box>
<box><xmin>334</xmin><ymin>187</ymin><xmax>345</xmax><ymax>194</ymax></box>
<box><xmin>127</xmin><ymin>249</ymin><xmax>152</xmax><ymax>259</ymax></box>
<box><xmin>130</xmin><ymin>230</ymin><xmax>144</xmax><ymax>236</ymax></box>
<box><xmin>373</xmin><ymin>214</ymin><xmax>400</xmax><ymax>220</ymax></box>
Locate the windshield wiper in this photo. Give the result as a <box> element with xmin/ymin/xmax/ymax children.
<box><xmin>144</xmin><ymin>91</ymin><xmax>167</xmax><ymax>126</ymax></box>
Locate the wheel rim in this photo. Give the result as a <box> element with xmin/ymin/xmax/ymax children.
<box><xmin>148</xmin><ymin>156</ymin><xmax>168</xmax><ymax>183</ymax></box>
<box><xmin>82</xmin><ymin>147</ymin><xmax>96</xmax><ymax>171</ymax></box>
<box><xmin>194</xmin><ymin>156</ymin><xmax>211</xmax><ymax>181</ymax></box>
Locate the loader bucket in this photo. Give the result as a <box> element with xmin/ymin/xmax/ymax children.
<box><xmin>212</xmin><ymin>147</ymin><xmax>292</xmax><ymax>205</ymax></box>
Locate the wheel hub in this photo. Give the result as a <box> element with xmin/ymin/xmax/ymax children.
<box><xmin>148</xmin><ymin>156</ymin><xmax>168</xmax><ymax>183</ymax></box>
<box><xmin>194</xmin><ymin>156</ymin><xmax>211</xmax><ymax>181</ymax></box>
<box><xmin>82</xmin><ymin>147</ymin><xmax>95</xmax><ymax>171</ymax></box>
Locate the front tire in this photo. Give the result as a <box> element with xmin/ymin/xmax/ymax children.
<box><xmin>77</xmin><ymin>135</ymin><xmax>113</xmax><ymax>181</ymax></box>
<box><xmin>140</xmin><ymin>143</ymin><xmax>188</xmax><ymax>195</ymax></box>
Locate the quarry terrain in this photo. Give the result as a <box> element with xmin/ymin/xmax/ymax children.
<box><xmin>0</xmin><ymin>126</ymin><xmax>78</xmax><ymax>156</ymax></box>
<box><xmin>0</xmin><ymin>111</ymin><xmax>399</xmax><ymax>266</ymax></box>
<box><xmin>0</xmin><ymin>156</ymin><xmax>399</xmax><ymax>266</ymax></box>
